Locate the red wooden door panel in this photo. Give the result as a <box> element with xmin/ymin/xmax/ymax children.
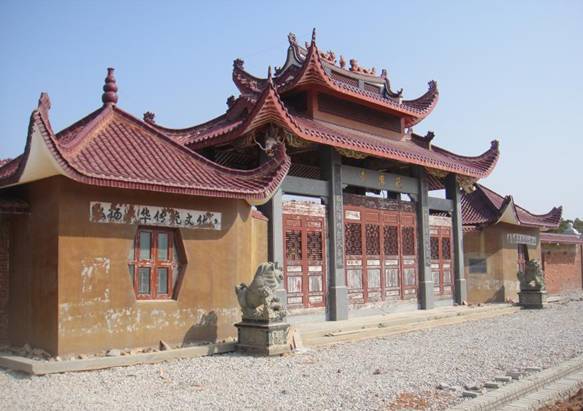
<box><xmin>344</xmin><ymin>203</ymin><xmax>418</xmax><ymax>304</ymax></box>
<box><xmin>283</xmin><ymin>214</ymin><xmax>326</xmax><ymax>309</ymax></box>
<box><xmin>430</xmin><ymin>225</ymin><xmax>453</xmax><ymax>296</ymax></box>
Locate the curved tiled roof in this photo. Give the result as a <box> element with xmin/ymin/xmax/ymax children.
<box><xmin>147</xmin><ymin>95</ymin><xmax>255</xmax><ymax>146</ymax></box>
<box><xmin>0</xmin><ymin>94</ymin><xmax>290</xmax><ymax>202</ymax></box>
<box><xmin>171</xmin><ymin>79</ymin><xmax>498</xmax><ymax>179</ymax></box>
<box><xmin>131</xmin><ymin>30</ymin><xmax>496</xmax><ymax>181</ymax></box>
<box><xmin>461</xmin><ymin>184</ymin><xmax>562</xmax><ymax>229</ymax></box>
<box><xmin>232</xmin><ymin>31</ymin><xmax>439</xmax><ymax>127</ymax></box>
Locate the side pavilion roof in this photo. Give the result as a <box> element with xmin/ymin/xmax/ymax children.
<box><xmin>461</xmin><ymin>184</ymin><xmax>562</xmax><ymax>229</ymax></box>
<box><xmin>0</xmin><ymin>69</ymin><xmax>290</xmax><ymax>204</ymax></box>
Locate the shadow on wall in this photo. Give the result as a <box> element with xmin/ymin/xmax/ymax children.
<box><xmin>182</xmin><ymin>311</ymin><xmax>218</xmax><ymax>345</ymax></box>
<box><xmin>485</xmin><ymin>287</ymin><xmax>505</xmax><ymax>303</ymax></box>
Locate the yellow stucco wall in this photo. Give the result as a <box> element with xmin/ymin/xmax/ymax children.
<box><xmin>464</xmin><ymin>223</ymin><xmax>541</xmax><ymax>304</ymax></box>
<box><xmin>50</xmin><ymin>177</ymin><xmax>266</xmax><ymax>355</ymax></box>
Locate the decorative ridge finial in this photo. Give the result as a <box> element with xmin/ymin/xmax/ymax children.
<box><xmin>233</xmin><ymin>58</ymin><xmax>244</xmax><ymax>69</ymax></box>
<box><xmin>143</xmin><ymin>111</ymin><xmax>156</xmax><ymax>124</ymax></box>
<box><xmin>101</xmin><ymin>67</ymin><xmax>118</xmax><ymax>106</ymax></box>
<box><xmin>491</xmin><ymin>139</ymin><xmax>500</xmax><ymax>150</ymax></box>
<box><xmin>37</xmin><ymin>92</ymin><xmax>51</xmax><ymax>113</ymax></box>
<box><xmin>267</xmin><ymin>65</ymin><xmax>273</xmax><ymax>82</ymax></box>
<box><xmin>311</xmin><ymin>28</ymin><xmax>317</xmax><ymax>46</ymax></box>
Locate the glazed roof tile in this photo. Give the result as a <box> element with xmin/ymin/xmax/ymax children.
<box><xmin>0</xmin><ymin>91</ymin><xmax>290</xmax><ymax>202</ymax></box>
<box><xmin>461</xmin><ymin>184</ymin><xmax>562</xmax><ymax>229</ymax></box>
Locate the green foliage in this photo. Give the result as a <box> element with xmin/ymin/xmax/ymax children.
<box><xmin>550</xmin><ymin>218</ymin><xmax>583</xmax><ymax>233</ymax></box>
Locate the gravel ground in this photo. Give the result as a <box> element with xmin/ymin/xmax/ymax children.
<box><xmin>1</xmin><ymin>300</ymin><xmax>583</xmax><ymax>411</ymax></box>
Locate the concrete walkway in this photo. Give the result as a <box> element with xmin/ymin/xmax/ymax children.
<box><xmin>294</xmin><ymin>303</ymin><xmax>518</xmax><ymax>347</ymax></box>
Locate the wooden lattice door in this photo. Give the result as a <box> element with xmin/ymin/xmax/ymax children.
<box><xmin>344</xmin><ymin>203</ymin><xmax>418</xmax><ymax>304</ymax></box>
<box><xmin>430</xmin><ymin>225</ymin><xmax>453</xmax><ymax>296</ymax></box>
<box><xmin>283</xmin><ymin>214</ymin><xmax>326</xmax><ymax>309</ymax></box>
<box><xmin>399</xmin><ymin>215</ymin><xmax>418</xmax><ymax>299</ymax></box>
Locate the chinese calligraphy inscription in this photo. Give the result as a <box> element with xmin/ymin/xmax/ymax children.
<box><xmin>90</xmin><ymin>202</ymin><xmax>222</xmax><ymax>230</ymax></box>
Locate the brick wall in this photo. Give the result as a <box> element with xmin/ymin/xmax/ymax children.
<box><xmin>0</xmin><ymin>219</ymin><xmax>8</xmax><ymax>345</ymax></box>
<box><xmin>543</xmin><ymin>244</ymin><xmax>582</xmax><ymax>295</ymax></box>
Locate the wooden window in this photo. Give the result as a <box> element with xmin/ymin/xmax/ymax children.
<box><xmin>128</xmin><ymin>227</ymin><xmax>184</xmax><ymax>300</ymax></box>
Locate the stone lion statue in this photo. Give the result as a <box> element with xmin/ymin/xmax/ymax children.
<box><xmin>517</xmin><ymin>259</ymin><xmax>545</xmax><ymax>291</ymax></box>
<box><xmin>235</xmin><ymin>262</ymin><xmax>286</xmax><ymax>322</ymax></box>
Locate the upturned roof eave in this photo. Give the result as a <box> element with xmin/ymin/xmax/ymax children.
<box><xmin>0</xmin><ymin>94</ymin><xmax>291</xmax><ymax>202</ymax></box>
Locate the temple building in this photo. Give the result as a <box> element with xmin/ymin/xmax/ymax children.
<box><xmin>461</xmin><ymin>184</ymin><xmax>563</xmax><ymax>303</ymax></box>
<box><xmin>0</xmin><ymin>30</ymin><xmax>501</xmax><ymax>355</ymax></box>
<box><xmin>147</xmin><ymin>30</ymin><xmax>499</xmax><ymax>319</ymax></box>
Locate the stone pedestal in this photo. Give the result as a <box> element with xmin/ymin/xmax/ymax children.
<box><xmin>518</xmin><ymin>290</ymin><xmax>546</xmax><ymax>309</ymax></box>
<box><xmin>235</xmin><ymin>321</ymin><xmax>291</xmax><ymax>356</ymax></box>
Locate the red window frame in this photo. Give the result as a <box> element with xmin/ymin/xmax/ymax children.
<box><xmin>129</xmin><ymin>227</ymin><xmax>176</xmax><ymax>300</ymax></box>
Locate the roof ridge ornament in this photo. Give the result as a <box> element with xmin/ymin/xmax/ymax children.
<box><xmin>143</xmin><ymin>111</ymin><xmax>156</xmax><ymax>124</ymax></box>
<box><xmin>233</xmin><ymin>58</ymin><xmax>244</xmax><ymax>69</ymax></box>
<box><xmin>37</xmin><ymin>92</ymin><xmax>51</xmax><ymax>115</ymax></box>
<box><xmin>311</xmin><ymin>27</ymin><xmax>317</xmax><ymax>46</ymax></box>
<box><xmin>101</xmin><ymin>67</ymin><xmax>118</xmax><ymax>106</ymax></box>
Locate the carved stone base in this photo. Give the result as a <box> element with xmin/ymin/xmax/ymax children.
<box><xmin>518</xmin><ymin>290</ymin><xmax>546</xmax><ymax>309</ymax></box>
<box><xmin>235</xmin><ymin>321</ymin><xmax>291</xmax><ymax>356</ymax></box>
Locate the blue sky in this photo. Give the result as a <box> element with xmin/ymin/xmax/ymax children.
<box><xmin>1</xmin><ymin>1</ymin><xmax>582</xmax><ymax>218</ymax></box>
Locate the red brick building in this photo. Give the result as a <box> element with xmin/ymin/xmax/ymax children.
<box><xmin>541</xmin><ymin>232</ymin><xmax>583</xmax><ymax>295</ymax></box>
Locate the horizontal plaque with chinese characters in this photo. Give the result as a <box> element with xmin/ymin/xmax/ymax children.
<box><xmin>89</xmin><ymin>202</ymin><xmax>221</xmax><ymax>230</ymax></box>
<box><xmin>505</xmin><ymin>233</ymin><xmax>537</xmax><ymax>246</ymax></box>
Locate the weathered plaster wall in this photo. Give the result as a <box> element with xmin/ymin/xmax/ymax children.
<box><xmin>55</xmin><ymin>178</ymin><xmax>265</xmax><ymax>355</ymax></box>
<box><xmin>464</xmin><ymin>224</ymin><xmax>541</xmax><ymax>304</ymax></box>
<box><xmin>5</xmin><ymin>178</ymin><xmax>60</xmax><ymax>353</ymax></box>
<box><xmin>542</xmin><ymin>244</ymin><xmax>582</xmax><ymax>295</ymax></box>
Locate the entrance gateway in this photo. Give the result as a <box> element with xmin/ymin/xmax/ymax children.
<box><xmin>149</xmin><ymin>31</ymin><xmax>500</xmax><ymax>320</ymax></box>
<box><xmin>282</xmin><ymin>194</ymin><xmax>455</xmax><ymax>310</ymax></box>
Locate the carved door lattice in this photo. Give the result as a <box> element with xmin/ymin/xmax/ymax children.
<box><xmin>307</xmin><ymin>232</ymin><xmax>323</xmax><ymax>261</ymax></box>
<box><xmin>383</xmin><ymin>226</ymin><xmax>398</xmax><ymax>255</ymax></box>
<box><xmin>344</xmin><ymin>203</ymin><xmax>418</xmax><ymax>304</ymax></box>
<box><xmin>283</xmin><ymin>211</ymin><xmax>326</xmax><ymax>309</ymax></box>
<box><xmin>365</xmin><ymin>224</ymin><xmax>380</xmax><ymax>255</ymax></box>
<box><xmin>285</xmin><ymin>231</ymin><xmax>302</xmax><ymax>261</ymax></box>
<box><xmin>345</xmin><ymin>223</ymin><xmax>362</xmax><ymax>255</ymax></box>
